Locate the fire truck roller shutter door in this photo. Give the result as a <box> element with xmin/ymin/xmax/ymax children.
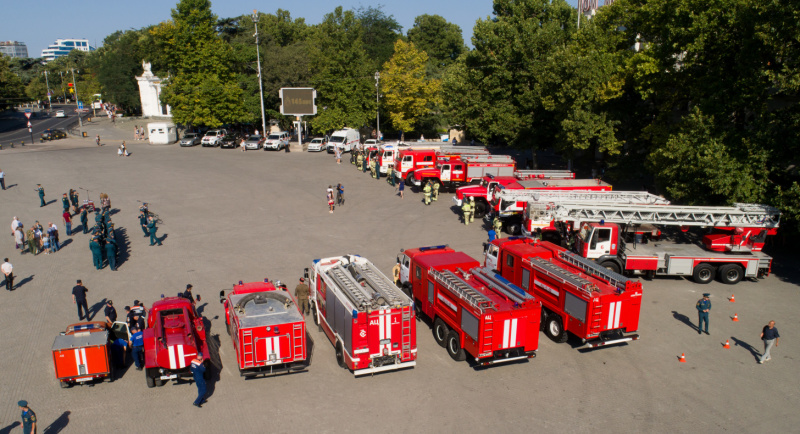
<box><xmin>564</xmin><ymin>292</ymin><xmax>587</xmax><ymax>324</ymax></box>
<box><xmin>461</xmin><ymin>310</ymin><xmax>479</xmax><ymax>342</ymax></box>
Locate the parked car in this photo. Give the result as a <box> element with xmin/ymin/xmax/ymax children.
<box><xmin>363</xmin><ymin>139</ymin><xmax>381</xmax><ymax>147</ymax></box>
<box><xmin>307</xmin><ymin>137</ymin><xmax>327</xmax><ymax>152</ymax></box>
<box><xmin>263</xmin><ymin>131</ymin><xmax>290</xmax><ymax>151</ymax></box>
<box><xmin>220</xmin><ymin>132</ymin><xmax>243</xmax><ymax>149</ymax></box>
<box><xmin>244</xmin><ymin>135</ymin><xmax>264</xmax><ymax>150</ymax></box>
<box><xmin>179</xmin><ymin>132</ymin><xmax>201</xmax><ymax>147</ymax></box>
<box><xmin>201</xmin><ymin>129</ymin><xmax>227</xmax><ymax>147</ymax></box>
<box><xmin>55</xmin><ymin>110</ymin><xmax>66</xmax><ymax>118</ymax></box>
<box><xmin>41</xmin><ymin>129</ymin><xmax>67</xmax><ymax>141</ymax></box>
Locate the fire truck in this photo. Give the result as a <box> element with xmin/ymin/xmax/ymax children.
<box><xmin>52</xmin><ymin>322</ymin><xmax>114</xmax><ymax>387</ymax></box>
<box><xmin>307</xmin><ymin>254</ymin><xmax>417</xmax><ymax>376</ymax></box>
<box><xmin>392</xmin><ymin>146</ymin><xmax>489</xmax><ymax>179</ymax></box>
<box><xmin>143</xmin><ymin>296</ymin><xmax>210</xmax><ymax>387</ymax></box>
<box><xmin>453</xmin><ymin>170</ymin><xmax>577</xmax><ymax>216</ymax></box>
<box><xmin>397</xmin><ymin>246</ymin><xmax>541</xmax><ymax>365</ymax></box>
<box><xmin>485</xmin><ymin>238</ymin><xmax>642</xmax><ymax>348</ymax></box>
<box><xmin>410</xmin><ymin>154</ymin><xmax>516</xmax><ymax>190</ymax></box>
<box><xmin>220</xmin><ymin>280</ymin><xmax>308</xmax><ymax>377</ymax></box>
<box><xmin>527</xmin><ymin>201</ymin><xmax>781</xmax><ymax>284</ymax></box>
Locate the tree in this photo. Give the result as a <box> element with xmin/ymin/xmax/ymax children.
<box><xmin>354</xmin><ymin>6</ymin><xmax>403</xmax><ymax>71</ymax></box>
<box><xmin>155</xmin><ymin>0</ymin><xmax>245</xmax><ymax>127</ymax></box>
<box><xmin>407</xmin><ymin>14</ymin><xmax>465</xmax><ymax>74</ymax></box>
<box><xmin>381</xmin><ymin>40</ymin><xmax>441</xmax><ymax>133</ymax></box>
<box><xmin>0</xmin><ymin>55</ymin><xmax>25</xmax><ymax>110</ymax></box>
<box><xmin>306</xmin><ymin>7</ymin><xmax>375</xmax><ymax>133</ymax></box>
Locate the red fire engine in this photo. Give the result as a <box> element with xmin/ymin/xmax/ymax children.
<box><xmin>143</xmin><ymin>296</ymin><xmax>209</xmax><ymax>387</ymax></box>
<box><xmin>392</xmin><ymin>146</ymin><xmax>489</xmax><ymax>180</ymax></box>
<box><xmin>398</xmin><ymin>246</ymin><xmax>541</xmax><ymax>365</ymax></box>
<box><xmin>220</xmin><ymin>280</ymin><xmax>308</xmax><ymax>377</ymax></box>
<box><xmin>526</xmin><ymin>201</ymin><xmax>781</xmax><ymax>284</ymax></box>
<box><xmin>307</xmin><ymin>254</ymin><xmax>417</xmax><ymax>376</ymax></box>
<box><xmin>453</xmin><ymin>170</ymin><xmax>577</xmax><ymax>217</ymax></box>
<box><xmin>52</xmin><ymin>322</ymin><xmax>114</xmax><ymax>387</ymax></box>
<box><xmin>410</xmin><ymin>154</ymin><xmax>516</xmax><ymax>190</ymax></box>
<box><xmin>485</xmin><ymin>238</ymin><xmax>642</xmax><ymax>348</ymax></box>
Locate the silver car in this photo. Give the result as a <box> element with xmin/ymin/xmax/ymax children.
<box><xmin>244</xmin><ymin>135</ymin><xmax>264</xmax><ymax>150</ymax></box>
<box><xmin>307</xmin><ymin>138</ymin><xmax>327</xmax><ymax>152</ymax></box>
<box><xmin>180</xmin><ymin>132</ymin><xmax>201</xmax><ymax>147</ymax></box>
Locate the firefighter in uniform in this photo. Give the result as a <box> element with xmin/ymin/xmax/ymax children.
<box><xmin>423</xmin><ymin>182</ymin><xmax>432</xmax><ymax>205</ymax></box>
<box><xmin>105</xmin><ymin>227</ymin><xmax>117</xmax><ymax>271</ymax></box>
<box><xmin>392</xmin><ymin>261</ymin><xmax>401</xmax><ymax>286</ymax></box>
<box><xmin>369</xmin><ymin>158</ymin><xmax>376</xmax><ymax>178</ymax></box>
<box><xmin>493</xmin><ymin>215</ymin><xmax>503</xmax><ymax>235</ymax></box>
<box><xmin>375</xmin><ymin>158</ymin><xmax>380</xmax><ymax>180</ymax></box>
<box><xmin>696</xmin><ymin>293</ymin><xmax>711</xmax><ymax>334</ymax></box>
<box><xmin>357</xmin><ymin>152</ymin><xmax>364</xmax><ymax>172</ymax></box>
<box><xmin>62</xmin><ymin>193</ymin><xmax>70</xmax><ymax>213</ymax></box>
<box><xmin>388</xmin><ymin>165</ymin><xmax>395</xmax><ymax>187</ymax></box>
<box><xmin>432</xmin><ymin>181</ymin><xmax>440</xmax><ymax>201</ymax></box>
<box><xmin>36</xmin><ymin>184</ymin><xmax>46</xmax><ymax>207</ymax></box>
<box><xmin>295</xmin><ymin>278</ymin><xmax>310</xmax><ymax>315</ymax></box>
<box><xmin>18</xmin><ymin>400</ymin><xmax>36</xmax><ymax>434</ymax></box>
<box><xmin>70</xmin><ymin>189</ymin><xmax>80</xmax><ymax>214</ymax></box>
<box><xmin>191</xmin><ymin>353</ymin><xmax>207</xmax><ymax>407</ymax></box>
<box><xmin>148</xmin><ymin>216</ymin><xmax>162</xmax><ymax>246</ymax></box>
<box><xmin>462</xmin><ymin>198</ymin><xmax>472</xmax><ymax>225</ymax></box>
<box><xmin>362</xmin><ymin>151</ymin><xmax>368</xmax><ymax>173</ymax></box>
<box><xmin>468</xmin><ymin>197</ymin><xmax>476</xmax><ymax>223</ymax></box>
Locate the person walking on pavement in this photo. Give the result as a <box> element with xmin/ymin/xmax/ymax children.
<box><xmin>14</xmin><ymin>226</ymin><xmax>24</xmax><ymax>252</ymax></box>
<box><xmin>63</xmin><ymin>210</ymin><xmax>72</xmax><ymax>236</ymax></box>
<box><xmin>398</xmin><ymin>180</ymin><xmax>405</xmax><ymax>198</ymax></box>
<box><xmin>336</xmin><ymin>184</ymin><xmax>344</xmax><ymax>206</ymax></box>
<box><xmin>11</xmin><ymin>216</ymin><xmax>20</xmax><ymax>235</ymax></box>
<box><xmin>139</xmin><ymin>210</ymin><xmax>149</xmax><ymax>237</ymax></box>
<box><xmin>147</xmin><ymin>216</ymin><xmax>162</xmax><ymax>246</ymax></box>
<box><xmin>759</xmin><ymin>321</ymin><xmax>780</xmax><ymax>364</ymax></box>
<box><xmin>327</xmin><ymin>189</ymin><xmax>335</xmax><ymax>214</ymax></box>
<box><xmin>48</xmin><ymin>223</ymin><xmax>59</xmax><ymax>252</ymax></box>
<box><xmin>432</xmin><ymin>181</ymin><xmax>440</xmax><ymax>202</ymax></box>
<box><xmin>2</xmin><ymin>258</ymin><xmax>13</xmax><ymax>290</ymax></box>
<box><xmin>423</xmin><ymin>182</ymin><xmax>432</xmax><ymax>205</ymax></box>
<box><xmin>191</xmin><ymin>353</ymin><xmax>207</xmax><ymax>408</ymax></box>
<box><xmin>295</xmin><ymin>278</ymin><xmax>310</xmax><ymax>315</ymax></box>
<box><xmin>696</xmin><ymin>293</ymin><xmax>711</xmax><ymax>335</ymax></box>
<box><xmin>18</xmin><ymin>400</ymin><xmax>36</xmax><ymax>434</ymax></box>
<box><xmin>62</xmin><ymin>193</ymin><xmax>70</xmax><ymax>213</ymax></box>
<box><xmin>129</xmin><ymin>326</ymin><xmax>145</xmax><ymax>370</ymax></box>
<box><xmin>0</xmin><ymin>168</ymin><xmax>5</xmax><ymax>190</ymax></box>
<box><xmin>72</xmin><ymin>279</ymin><xmax>90</xmax><ymax>320</ymax></box>
<box><xmin>81</xmin><ymin>206</ymin><xmax>89</xmax><ymax>234</ymax></box>
<box><xmin>36</xmin><ymin>184</ymin><xmax>45</xmax><ymax>207</ymax></box>
<box><xmin>96</xmin><ymin>135</ymin><xmax>101</xmax><ymax>146</ymax></box>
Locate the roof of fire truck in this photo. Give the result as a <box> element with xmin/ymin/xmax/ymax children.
<box><xmin>405</xmin><ymin>246</ymin><xmax>480</xmax><ymax>271</ymax></box>
<box><xmin>442</xmin><ymin>267</ymin><xmax>536</xmax><ymax>311</ymax></box>
<box><xmin>229</xmin><ymin>288</ymin><xmax>302</xmax><ymax>329</ymax></box>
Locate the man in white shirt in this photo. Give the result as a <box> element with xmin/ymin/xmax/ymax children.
<box><xmin>11</xmin><ymin>217</ymin><xmax>20</xmax><ymax>235</ymax></box>
<box><xmin>2</xmin><ymin>258</ymin><xmax>13</xmax><ymax>291</ymax></box>
<box><xmin>0</xmin><ymin>168</ymin><xmax>5</xmax><ymax>190</ymax></box>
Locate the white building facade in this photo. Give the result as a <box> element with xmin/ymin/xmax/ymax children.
<box><xmin>0</xmin><ymin>41</ymin><xmax>28</xmax><ymax>58</ymax></box>
<box><xmin>41</xmin><ymin>39</ymin><xmax>95</xmax><ymax>62</ymax></box>
<box><xmin>136</xmin><ymin>62</ymin><xmax>171</xmax><ymax>118</ymax></box>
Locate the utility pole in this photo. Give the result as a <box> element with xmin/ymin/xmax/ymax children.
<box><xmin>375</xmin><ymin>71</ymin><xmax>380</xmax><ymax>141</ymax></box>
<box><xmin>43</xmin><ymin>71</ymin><xmax>52</xmax><ymax>112</ymax></box>
<box><xmin>58</xmin><ymin>71</ymin><xmax>66</xmax><ymax>102</ymax></box>
<box><xmin>70</xmin><ymin>68</ymin><xmax>83</xmax><ymax>136</ymax></box>
<box><xmin>253</xmin><ymin>10</ymin><xmax>267</xmax><ymax>138</ymax></box>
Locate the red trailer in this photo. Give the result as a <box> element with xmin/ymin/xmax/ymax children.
<box><xmin>398</xmin><ymin>246</ymin><xmax>541</xmax><ymax>365</ymax></box>
<box><xmin>52</xmin><ymin>322</ymin><xmax>112</xmax><ymax>387</ymax></box>
<box><xmin>220</xmin><ymin>280</ymin><xmax>308</xmax><ymax>377</ymax></box>
<box><xmin>307</xmin><ymin>254</ymin><xmax>417</xmax><ymax>376</ymax></box>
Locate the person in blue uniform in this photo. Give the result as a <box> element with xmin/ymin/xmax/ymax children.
<box><xmin>129</xmin><ymin>326</ymin><xmax>145</xmax><ymax>370</ymax></box>
<box><xmin>191</xmin><ymin>353</ymin><xmax>207</xmax><ymax>407</ymax></box>
<box><xmin>139</xmin><ymin>211</ymin><xmax>149</xmax><ymax>236</ymax></box>
<box><xmin>90</xmin><ymin>235</ymin><xmax>103</xmax><ymax>269</ymax></box>
<box><xmin>696</xmin><ymin>293</ymin><xmax>711</xmax><ymax>334</ymax></box>
<box><xmin>148</xmin><ymin>216</ymin><xmax>161</xmax><ymax>246</ymax></box>
<box><xmin>19</xmin><ymin>400</ymin><xmax>36</xmax><ymax>434</ymax></box>
<box><xmin>104</xmin><ymin>234</ymin><xmax>117</xmax><ymax>271</ymax></box>
<box><xmin>36</xmin><ymin>184</ymin><xmax>45</xmax><ymax>207</ymax></box>
<box><xmin>80</xmin><ymin>206</ymin><xmax>89</xmax><ymax>234</ymax></box>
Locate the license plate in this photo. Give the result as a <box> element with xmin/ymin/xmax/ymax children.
<box><xmin>75</xmin><ymin>377</ymin><xmax>93</xmax><ymax>382</ymax></box>
<box><xmin>380</xmin><ymin>339</ymin><xmax>390</xmax><ymax>345</ymax></box>
<box><xmin>160</xmin><ymin>374</ymin><xmax>178</xmax><ymax>380</ymax></box>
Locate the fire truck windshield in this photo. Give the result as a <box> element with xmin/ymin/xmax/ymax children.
<box><xmin>579</xmin><ymin>224</ymin><xmax>592</xmax><ymax>243</ymax></box>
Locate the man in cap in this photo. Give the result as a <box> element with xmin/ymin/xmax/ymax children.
<box><xmin>295</xmin><ymin>278</ymin><xmax>310</xmax><ymax>315</ymax></box>
<box><xmin>129</xmin><ymin>325</ymin><xmax>145</xmax><ymax>370</ymax></box>
<box><xmin>72</xmin><ymin>280</ymin><xmax>90</xmax><ymax>320</ymax></box>
<box><xmin>190</xmin><ymin>353</ymin><xmax>207</xmax><ymax>407</ymax></box>
<box><xmin>35</xmin><ymin>184</ymin><xmax>45</xmax><ymax>207</ymax></box>
<box><xmin>104</xmin><ymin>300</ymin><xmax>117</xmax><ymax>328</ymax></box>
<box><xmin>18</xmin><ymin>400</ymin><xmax>36</xmax><ymax>434</ymax></box>
<box><xmin>147</xmin><ymin>216</ymin><xmax>162</xmax><ymax>246</ymax></box>
<box><xmin>138</xmin><ymin>210</ymin><xmax>149</xmax><ymax>237</ymax></box>
<box><xmin>183</xmin><ymin>284</ymin><xmax>196</xmax><ymax>306</ymax></box>
<box><xmin>696</xmin><ymin>293</ymin><xmax>711</xmax><ymax>335</ymax></box>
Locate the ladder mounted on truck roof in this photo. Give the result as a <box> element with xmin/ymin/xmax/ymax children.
<box><xmin>557</xmin><ymin>250</ymin><xmax>639</xmax><ymax>293</ymax></box>
<box><xmin>327</xmin><ymin>265</ymin><xmax>375</xmax><ymax>311</ymax></box>
<box><xmin>350</xmin><ymin>261</ymin><xmax>408</xmax><ymax>308</ymax></box>
<box><xmin>537</xmin><ymin>202</ymin><xmax>781</xmax><ymax>228</ymax></box>
<box><xmin>436</xmin><ymin>146</ymin><xmax>490</xmax><ymax>155</ymax></box>
<box><xmin>458</xmin><ymin>154</ymin><xmax>515</xmax><ymax>163</ymax></box>
<box><xmin>496</xmin><ymin>190</ymin><xmax>670</xmax><ymax>205</ymax></box>
<box><xmin>526</xmin><ymin>257</ymin><xmax>598</xmax><ymax>298</ymax></box>
<box><xmin>514</xmin><ymin>169</ymin><xmax>575</xmax><ymax>179</ymax></box>
<box><xmin>471</xmin><ymin>268</ymin><xmax>533</xmax><ymax>305</ymax></box>
<box><xmin>430</xmin><ymin>268</ymin><xmax>494</xmax><ymax>312</ymax></box>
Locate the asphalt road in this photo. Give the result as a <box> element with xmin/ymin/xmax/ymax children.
<box><xmin>0</xmin><ymin>104</ymin><xmax>88</xmax><ymax>144</ymax></box>
<box><xmin>0</xmin><ymin>129</ymin><xmax>798</xmax><ymax>433</ymax></box>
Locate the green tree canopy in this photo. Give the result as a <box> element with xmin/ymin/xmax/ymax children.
<box><xmin>406</xmin><ymin>14</ymin><xmax>465</xmax><ymax>75</ymax></box>
<box><xmin>382</xmin><ymin>40</ymin><xmax>441</xmax><ymax>133</ymax></box>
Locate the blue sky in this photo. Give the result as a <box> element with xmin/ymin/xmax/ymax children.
<box><xmin>3</xmin><ymin>0</ymin><xmax>579</xmax><ymax>58</ymax></box>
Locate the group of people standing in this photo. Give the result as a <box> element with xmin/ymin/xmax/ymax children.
<box><xmin>11</xmin><ymin>216</ymin><xmax>62</xmax><ymax>256</ymax></box>
<box><xmin>133</xmin><ymin>125</ymin><xmax>146</xmax><ymax>141</ymax></box>
<box><xmin>326</xmin><ymin>184</ymin><xmax>344</xmax><ymax>213</ymax></box>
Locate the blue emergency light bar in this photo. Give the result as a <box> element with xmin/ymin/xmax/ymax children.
<box><xmin>419</xmin><ymin>245</ymin><xmax>448</xmax><ymax>252</ymax></box>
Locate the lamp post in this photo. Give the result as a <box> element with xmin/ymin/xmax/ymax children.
<box><xmin>374</xmin><ymin>71</ymin><xmax>380</xmax><ymax>141</ymax></box>
<box><xmin>253</xmin><ymin>10</ymin><xmax>267</xmax><ymax>138</ymax></box>
<box><xmin>70</xmin><ymin>68</ymin><xmax>83</xmax><ymax>135</ymax></box>
<box><xmin>43</xmin><ymin>71</ymin><xmax>52</xmax><ymax>112</ymax></box>
<box><xmin>58</xmin><ymin>71</ymin><xmax>66</xmax><ymax>102</ymax></box>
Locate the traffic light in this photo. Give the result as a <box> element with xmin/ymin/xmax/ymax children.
<box><xmin>68</xmin><ymin>83</ymin><xmax>73</xmax><ymax>87</ymax></box>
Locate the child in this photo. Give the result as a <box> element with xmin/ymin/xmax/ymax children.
<box><xmin>336</xmin><ymin>184</ymin><xmax>344</xmax><ymax>206</ymax></box>
<box><xmin>328</xmin><ymin>191</ymin><xmax>335</xmax><ymax>214</ymax></box>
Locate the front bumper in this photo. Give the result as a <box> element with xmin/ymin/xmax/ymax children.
<box><xmin>353</xmin><ymin>360</ymin><xmax>416</xmax><ymax>377</ymax></box>
<box><xmin>475</xmin><ymin>348</ymin><xmax>535</xmax><ymax>366</ymax></box>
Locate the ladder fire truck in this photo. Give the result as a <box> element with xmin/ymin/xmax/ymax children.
<box><xmin>410</xmin><ymin>154</ymin><xmax>517</xmax><ymax>190</ymax></box>
<box><xmin>219</xmin><ymin>280</ymin><xmax>308</xmax><ymax>377</ymax></box>
<box><xmin>392</xmin><ymin>146</ymin><xmax>489</xmax><ymax>179</ymax></box>
<box><xmin>527</xmin><ymin>201</ymin><xmax>781</xmax><ymax>284</ymax></box>
<box><xmin>485</xmin><ymin>238</ymin><xmax>642</xmax><ymax>348</ymax></box>
<box><xmin>397</xmin><ymin>246</ymin><xmax>540</xmax><ymax>365</ymax></box>
<box><xmin>307</xmin><ymin>255</ymin><xmax>417</xmax><ymax>376</ymax></box>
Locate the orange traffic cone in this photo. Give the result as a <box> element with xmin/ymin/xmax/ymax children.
<box><xmin>678</xmin><ymin>353</ymin><xmax>686</xmax><ymax>363</ymax></box>
<box><xmin>732</xmin><ymin>313</ymin><xmax>739</xmax><ymax>322</ymax></box>
<box><xmin>729</xmin><ymin>294</ymin><xmax>735</xmax><ymax>303</ymax></box>
<box><xmin>723</xmin><ymin>340</ymin><xmax>730</xmax><ymax>349</ymax></box>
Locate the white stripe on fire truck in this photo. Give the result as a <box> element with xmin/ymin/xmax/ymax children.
<box><xmin>168</xmin><ymin>346</ymin><xmax>177</xmax><ymax>370</ymax></box>
<box><xmin>273</xmin><ymin>337</ymin><xmax>280</xmax><ymax>360</ymax></box>
<box><xmin>510</xmin><ymin>318</ymin><xmax>518</xmax><ymax>348</ymax></box>
<box><xmin>607</xmin><ymin>302</ymin><xmax>616</xmax><ymax>330</ymax></box>
<box><xmin>614</xmin><ymin>301</ymin><xmax>621</xmax><ymax>329</ymax></box>
<box><xmin>81</xmin><ymin>348</ymin><xmax>87</xmax><ymax>371</ymax></box>
<box><xmin>177</xmin><ymin>345</ymin><xmax>185</xmax><ymax>368</ymax></box>
<box><xmin>265</xmin><ymin>337</ymin><xmax>272</xmax><ymax>358</ymax></box>
<box><xmin>378</xmin><ymin>311</ymin><xmax>385</xmax><ymax>341</ymax></box>
<box><xmin>502</xmin><ymin>319</ymin><xmax>510</xmax><ymax>349</ymax></box>
<box><xmin>385</xmin><ymin>312</ymin><xmax>392</xmax><ymax>353</ymax></box>
<box><xmin>74</xmin><ymin>348</ymin><xmax>81</xmax><ymax>372</ymax></box>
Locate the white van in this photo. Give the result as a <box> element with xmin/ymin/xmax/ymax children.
<box><xmin>147</xmin><ymin>122</ymin><xmax>177</xmax><ymax>145</ymax></box>
<box><xmin>327</xmin><ymin>128</ymin><xmax>360</xmax><ymax>154</ymax></box>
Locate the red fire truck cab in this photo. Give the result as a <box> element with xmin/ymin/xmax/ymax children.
<box><xmin>307</xmin><ymin>254</ymin><xmax>417</xmax><ymax>376</ymax></box>
<box><xmin>410</xmin><ymin>154</ymin><xmax>516</xmax><ymax>190</ymax></box>
<box><xmin>220</xmin><ymin>279</ymin><xmax>308</xmax><ymax>377</ymax></box>
<box><xmin>398</xmin><ymin>245</ymin><xmax>541</xmax><ymax>365</ymax></box>
<box><xmin>393</xmin><ymin>146</ymin><xmax>489</xmax><ymax>180</ymax></box>
<box><xmin>143</xmin><ymin>296</ymin><xmax>209</xmax><ymax>387</ymax></box>
<box><xmin>485</xmin><ymin>238</ymin><xmax>642</xmax><ymax>348</ymax></box>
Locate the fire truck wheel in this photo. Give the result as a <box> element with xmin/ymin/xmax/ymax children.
<box><xmin>692</xmin><ymin>263</ymin><xmax>715</xmax><ymax>284</ymax></box>
<box><xmin>446</xmin><ymin>330</ymin><xmax>466</xmax><ymax>361</ymax></box>
<box><xmin>599</xmin><ymin>261</ymin><xmax>620</xmax><ymax>274</ymax></box>
<box><xmin>335</xmin><ymin>342</ymin><xmax>347</xmax><ymax>369</ymax></box>
<box><xmin>506</xmin><ymin>223</ymin><xmax>521</xmax><ymax>235</ymax></box>
<box><xmin>718</xmin><ymin>264</ymin><xmax>743</xmax><ymax>284</ymax></box>
<box><xmin>145</xmin><ymin>369</ymin><xmax>155</xmax><ymax>388</ymax></box>
<box><xmin>433</xmin><ymin>318</ymin><xmax>449</xmax><ymax>348</ymax></box>
<box><xmin>544</xmin><ymin>315</ymin><xmax>568</xmax><ymax>343</ymax></box>
<box><xmin>473</xmin><ymin>201</ymin><xmax>488</xmax><ymax>219</ymax></box>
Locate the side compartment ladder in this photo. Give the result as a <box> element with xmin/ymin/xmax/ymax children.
<box><xmin>242</xmin><ymin>329</ymin><xmax>254</xmax><ymax>368</ymax></box>
<box><xmin>430</xmin><ymin>268</ymin><xmax>493</xmax><ymax>312</ymax></box>
<box><xmin>293</xmin><ymin>324</ymin><xmax>304</xmax><ymax>360</ymax></box>
<box><xmin>401</xmin><ymin>306</ymin><xmax>412</xmax><ymax>356</ymax></box>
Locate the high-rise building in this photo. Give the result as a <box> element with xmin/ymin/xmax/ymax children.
<box><xmin>0</xmin><ymin>41</ymin><xmax>29</xmax><ymax>59</ymax></box>
<box><xmin>41</xmin><ymin>38</ymin><xmax>95</xmax><ymax>62</ymax></box>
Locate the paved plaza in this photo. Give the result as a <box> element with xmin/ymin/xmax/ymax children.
<box><xmin>0</xmin><ymin>122</ymin><xmax>798</xmax><ymax>432</ymax></box>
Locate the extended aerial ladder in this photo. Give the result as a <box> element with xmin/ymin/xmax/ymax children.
<box><xmin>513</xmin><ymin>169</ymin><xmax>575</xmax><ymax>179</ymax></box>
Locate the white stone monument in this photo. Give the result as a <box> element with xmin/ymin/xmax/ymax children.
<box><xmin>137</xmin><ymin>61</ymin><xmax>171</xmax><ymax>118</ymax></box>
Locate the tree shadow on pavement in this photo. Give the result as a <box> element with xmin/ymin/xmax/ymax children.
<box><xmin>672</xmin><ymin>311</ymin><xmax>700</xmax><ymax>333</ymax></box>
<box><xmin>43</xmin><ymin>410</ymin><xmax>71</xmax><ymax>433</ymax></box>
<box><xmin>0</xmin><ymin>422</ymin><xmax>20</xmax><ymax>434</ymax></box>
<box><xmin>731</xmin><ymin>336</ymin><xmax>762</xmax><ymax>362</ymax></box>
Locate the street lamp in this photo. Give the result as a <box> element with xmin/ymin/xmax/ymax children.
<box><xmin>70</xmin><ymin>68</ymin><xmax>83</xmax><ymax>136</ymax></box>
<box><xmin>375</xmin><ymin>71</ymin><xmax>380</xmax><ymax>141</ymax></box>
<box><xmin>43</xmin><ymin>71</ymin><xmax>52</xmax><ymax>112</ymax></box>
<box><xmin>252</xmin><ymin>10</ymin><xmax>267</xmax><ymax>138</ymax></box>
<box><xmin>58</xmin><ymin>71</ymin><xmax>66</xmax><ymax>102</ymax></box>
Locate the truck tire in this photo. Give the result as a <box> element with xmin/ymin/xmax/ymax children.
<box><xmin>413</xmin><ymin>298</ymin><xmax>422</xmax><ymax>319</ymax></box>
<box><xmin>473</xmin><ymin>200</ymin><xmax>488</xmax><ymax>219</ymax></box>
<box><xmin>225</xmin><ymin>319</ymin><xmax>231</xmax><ymax>336</ymax></box>
<box><xmin>718</xmin><ymin>264</ymin><xmax>743</xmax><ymax>285</ymax></box>
<box><xmin>544</xmin><ymin>315</ymin><xmax>568</xmax><ymax>343</ymax></box>
<box><xmin>599</xmin><ymin>261</ymin><xmax>620</xmax><ymax>274</ymax></box>
<box><xmin>506</xmin><ymin>223</ymin><xmax>521</xmax><ymax>235</ymax></box>
<box><xmin>335</xmin><ymin>342</ymin><xmax>347</xmax><ymax>369</ymax></box>
<box><xmin>446</xmin><ymin>330</ymin><xmax>466</xmax><ymax>361</ymax></box>
<box><xmin>692</xmin><ymin>263</ymin><xmax>715</xmax><ymax>284</ymax></box>
<box><xmin>145</xmin><ymin>369</ymin><xmax>155</xmax><ymax>388</ymax></box>
<box><xmin>433</xmin><ymin>318</ymin><xmax>449</xmax><ymax>348</ymax></box>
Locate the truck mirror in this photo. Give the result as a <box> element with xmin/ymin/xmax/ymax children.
<box><xmin>219</xmin><ymin>290</ymin><xmax>225</xmax><ymax>303</ymax></box>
